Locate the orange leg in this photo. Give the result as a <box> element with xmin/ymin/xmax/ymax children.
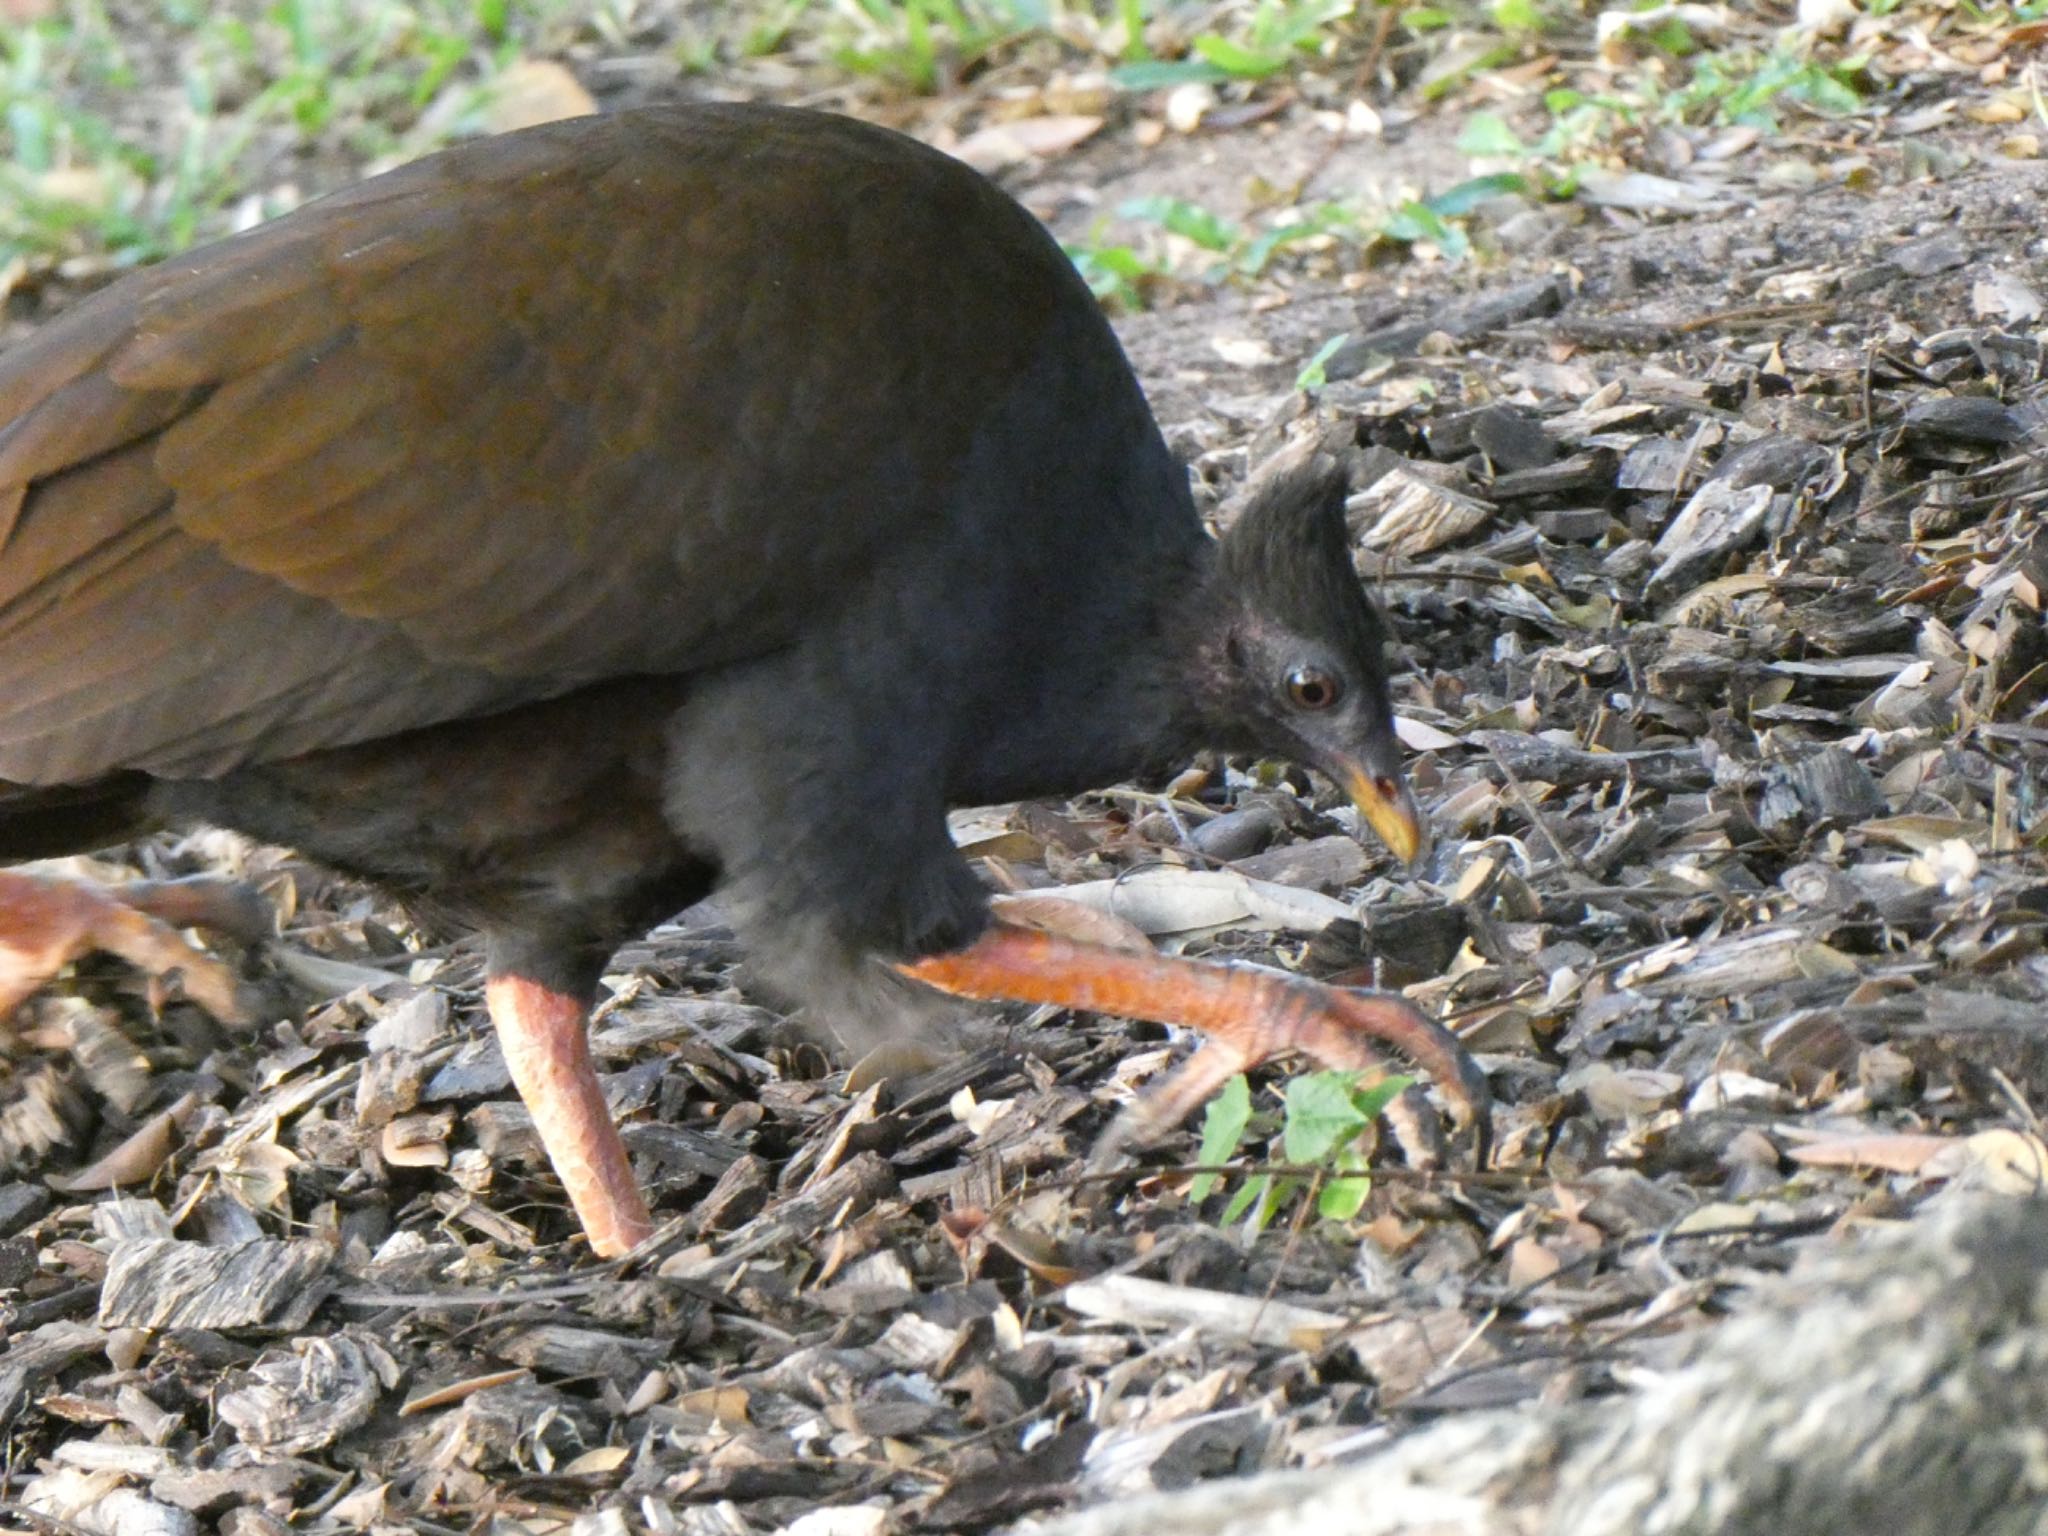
<box><xmin>901</xmin><ymin>921</ymin><xmax>1489</xmax><ymax>1159</ymax></box>
<box><xmin>487</xmin><ymin>975</ymin><xmax>651</xmax><ymax>1258</ymax></box>
<box><xmin>116</xmin><ymin>876</ymin><xmax>273</xmax><ymax>943</ymax></box>
<box><xmin>0</xmin><ymin>869</ymin><xmax>254</xmax><ymax>1023</ymax></box>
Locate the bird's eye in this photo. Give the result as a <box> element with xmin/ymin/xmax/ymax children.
<box><xmin>1286</xmin><ymin>667</ymin><xmax>1341</xmax><ymax>710</ymax></box>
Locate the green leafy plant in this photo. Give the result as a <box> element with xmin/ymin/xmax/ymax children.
<box><xmin>1295</xmin><ymin>330</ymin><xmax>1350</xmax><ymax>391</ymax></box>
<box><xmin>1117</xmin><ymin>193</ymin><xmax>1375</xmax><ymax>283</ymax></box>
<box><xmin>1096</xmin><ymin>172</ymin><xmax>1517</xmax><ymax>307</ymax></box>
<box><xmin>1671</xmin><ymin>46</ymin><xmax>1869</xmax><ymax>127</ymax></box>
<box><xmin>1062</xmin><ymin>226</ymin><xmax>1169</xmax><ymax>308</ymax></box>
<box><xmin>1109</xmin><ymin>0</ymin><xmax>1149</xmax><ymax>58</ymax></box>
<box><xmin>824</xmin><ymin>0</ymin><xmax>1052</xmax><ymax>90</ymax></box>
<box><xmin>1375</xmin><ymin>170</ymin><xmax>1524</xmax><ymax>260</ymax></box>
<box><xmin>1191</xmin><ymin>1069</ymin><xmax>1413</xmax><ymax>1231</ymax></box>
<box><xmin>1111</xmin><ymin>0</ymin><xmax>1355</xmax><ymax>88</ymax></box>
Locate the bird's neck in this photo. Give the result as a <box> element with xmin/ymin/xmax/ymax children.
<box><xmin>945</xmin><ymin>537</ymin><xmax>1226</xmax><ymax>806</ymax></box>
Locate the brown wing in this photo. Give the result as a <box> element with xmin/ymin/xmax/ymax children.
<box><xmin>0</xmin><ymin>105</ymin><xmax>1066</xmax><ymax>783</ymax></box>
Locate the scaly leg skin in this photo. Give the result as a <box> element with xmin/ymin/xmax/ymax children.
<box><xmin>901</xmin><ymin>921</ymin><xmax>1491</xmax><ymax>1164</ymax></box>
<box><xmin>116</xmin><ymin>876</ymin><xmax>274</xmax><ymax>946</ymax></box>
<box><xmin>487</xmin><ymin>975</ymin><xmax>652</xmax><ymax>1258</ymax></box>
<box><xmin>0</xmin><ymin>869</ymin><xmax>254</xmax><ymax>1023</ymax></box>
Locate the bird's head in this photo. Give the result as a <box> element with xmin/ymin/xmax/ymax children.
<box><xmin>1182</xmin><ymin>456</ymin><xmax>1427</xmax><ymax>864</ymax></box>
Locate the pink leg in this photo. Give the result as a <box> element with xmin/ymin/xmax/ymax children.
<box><xmin>487</xmin><ymin>975</ymin><xmax>652</xmax><ymax>1258</ymax></box>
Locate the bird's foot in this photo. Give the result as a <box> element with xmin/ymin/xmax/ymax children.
<box><xmin>0</xmin><ymin>868</ymin><xmax>262</xmax><ymax>1024</ymax></box>
<box><xmin>899</xmin><ymin>919</ymin><xmax>1491</xmax><ymax>1166</ymax></box>
<box><xmin>487</xmin><ymin>975</ymin><xmax>652</xmax><ymax>1259</ymax></box>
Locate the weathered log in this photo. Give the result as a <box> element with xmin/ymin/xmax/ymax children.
<box><xmin>1018</xmin><ymin>1196</ymin><xmax>2048</xmax><ymax>1536</ymax></box>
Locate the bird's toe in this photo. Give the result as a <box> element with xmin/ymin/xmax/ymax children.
<box><xmin>0</xmin><ymin>868</ymin><xmax>251</xmax><ymax>1025</ymax></box>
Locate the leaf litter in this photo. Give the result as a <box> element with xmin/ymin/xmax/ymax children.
<box><xmin>3</xmin><ymin>43</ymin><xmax>2048</xmax><ymax>1536</ymax></box>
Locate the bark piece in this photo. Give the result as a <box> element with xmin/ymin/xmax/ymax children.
<box><xmin>216</xmin><ymin>1331</ymin><xmax>399</xmax><ymax>1454</ymax></box>
<box><xmin>98</xmin><ymin>1239</ymin><xmax>331</xmax><ymax>1331</ymax></box>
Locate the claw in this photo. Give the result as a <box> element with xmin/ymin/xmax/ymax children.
<box><xmin>0</xmin><ymin>869</ymin><xmax>258</xmax><ymax>1024</ymax></box>
<box><xmin>901</xmin><ymin>920</ymin><xmax>1491</xmax><ymax>1165</ymax></box>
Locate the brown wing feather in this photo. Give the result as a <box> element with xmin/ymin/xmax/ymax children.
<box><xmin>0</xmin><ymin>104</ymin><xmax>1068</xmax><ymax>785</ymax></box>
<box><xmin>0</xmin><ymin>438</ymin><xmax>519</xmax><ymax>779</ymax></box>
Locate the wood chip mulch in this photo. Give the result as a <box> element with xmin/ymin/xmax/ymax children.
<box><xmin>4</xmin><ymin>96</ymin><xmax>2048</xmax><ymax>1536</ymax></box>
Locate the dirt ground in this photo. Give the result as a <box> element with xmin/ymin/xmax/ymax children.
<box><xmin>5</xmin><ymin>48</ymin><xmax>2048</xmax><ymax>1536</ymax></box>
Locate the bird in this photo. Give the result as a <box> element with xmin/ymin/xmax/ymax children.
<box><xmin>0</xmin><ymin>102</ymin><xmax>1487</xmax><ymax>1256</ymax></box>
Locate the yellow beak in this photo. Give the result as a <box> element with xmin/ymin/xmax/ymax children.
<box><xmin>1341</xmin><ymin>765</ymin><xmax>1428</xmax><ymax>865</ymax></box>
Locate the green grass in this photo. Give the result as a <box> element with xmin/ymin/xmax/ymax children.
<box><xmin>1075</xmin><ymin>168</ymin><xmax>1529</xmax><ymax>300</ymax></box>
<box><xmin>750</xmin><ymin>0</ymin><xmax>1378</xmax><ymax>93</ymax></box>
<box><xmin>1107</xmin><ymin>0</ymin><xmax>1357</xmax><ymax>90</ymax></box>
<box><xmin>819</xmin><ymin>0</ymin><xmax>1053</xmax><ymax>92</ymax></box>
<box><xmin>1</xmin><ymin>0</ymin><xmax>569</xmax><ymax>273</ymax></box>
<box><xmin>0</xmin><ymin>0</ymin><xmax>1397</xmax><ymax>278</ymax></box>
<box><xmin>1449</xmin><ymin>38</ymin><xmax>1878</xmax><ymax>214</ymax></box>
<box><xmin>3</xmin><ymin>0</ymin><xmax>2036</xmax><ymax>299</ymax></box>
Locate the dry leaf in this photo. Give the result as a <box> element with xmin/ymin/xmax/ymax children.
<box><xmin>949</xmin><ymin>114</ymin><xmax>1102</xmax><ymax>172</ymax></box>
<box><xmin>1785</xmin><ymin>1132</ymin><xmax>1953</xmax><ymax>1173</ymax></box>
<box><xmin>482</xmin><ymin>59</ymin><xmax>596</xmax><ymax>134</ymax></box>
<box><xmin>47</xmin><ymin>1092</ymin><xmax>195</xmax><ymax>1193</ymax></box>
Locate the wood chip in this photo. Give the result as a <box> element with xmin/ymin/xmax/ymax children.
<box><xmin>216</xmin><ymin>1332</ymin><xmax>398</xmax><ymax>1453</ymax></box>
<box><xmin>98</xmin><ymin>1239</ymin><xmax>332</xmax><ymax>1331</ymax></box>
